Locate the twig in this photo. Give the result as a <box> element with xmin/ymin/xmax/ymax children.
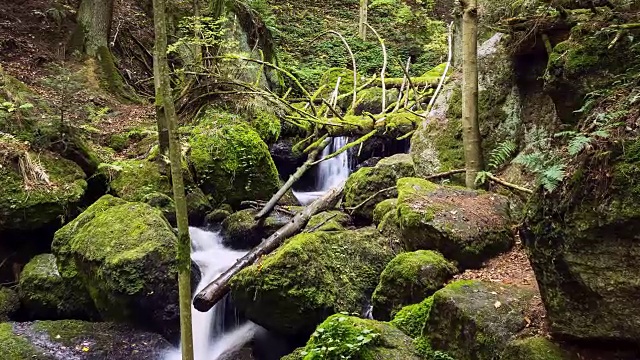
<box><xmin>326</xmin><ymin>31</ymin><xmax>358</xmax><ymax>109</ymax></box>
<box><xmin>394</xmin><ymin>57</ymin><xmax>422</xmax><ymax>111</ymax></box>
<box><xmin>365</xmin><ymin>23</ymin><xmax>387</xmax><ymax>113</ymax></box>
<box><xmin>486</xmin><ymin>173</ymin><xmax>533</xmax><ymax>194</ymax></box>
<box><xmin>304</xmin><ymin>213</ymin><xmax>339</xmax><ymax>233</ymax></box>
<box><xmin>424</xmin><ymin>21</ymin><xmax>454</xmax><ymax>116</ymax></box>
<box><xmin>425</xmin><ymin>168</ymin><xmax>465</xmax><ymax>180</ymax></box>
<box><xmin>394</xmin><ymin>57</ymin><xmax>411</xmax><ymax>112</ymax></box>
<box><xmin>346</xmin><ymin>186</ymin><xmax>396</xmax><ymax>214</ymax></box>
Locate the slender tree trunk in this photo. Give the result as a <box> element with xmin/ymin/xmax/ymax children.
<box><xmin>358</xmin><ymin>0</ymin><xmax>368</xmax><ymax>40</ymax></box>
<box><xmin>461</xmin><ymin>0</ymin><xmax>483</xmax><ymax>188</ymax></box>
<box><xmin>153</xmin><ymin>0</ymin><xmax>194</xmax><ymax>358</ymax></box>
<box><xmin>153</xmin><ymin>46</ymin><xmax>169</xmax><ymax>154</ymax></box>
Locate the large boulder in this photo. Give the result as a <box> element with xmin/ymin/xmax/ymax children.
<box><xmin>396</xmin><ymin>177</ymin><xmax>514</xmax><ymax>268</ymax></box>
<box><xmin>51</xmin><ymin>195</ymin><xmax>181</xmax><ymax>338</ymax></box>
<box><xmin>100</xmin><ymin>159</ymin><xmax>211</xmax><ymax>225</ymax></box>
<box><xmin>0</xmin><ymin>287</ymin><xmax>19</xmax><ymax>321</ymax></box>
<box><xmin>391</xmin><ymin>296</ymin><xmax>434</xmax><ymax>338</ymax></box>
<box><xmin>372</xmin><ymin>250</ymin><xmax>457</xmax><ymax>320</ymax></box>
<box><xmin>372</xmin><ymin>198</ymin><xmax>397</xmax><ymax>225</ymax></box>
<box><xmin>424</xmin><ymin>280</ymin><xmax>536</xmax><ymax>359</ymax></box>
<box><xmin>500</xmin><ymin>337</ymin><xmax>569</xmax><ymax>360</ymax></box>
<box><xmin>221</xmin><ymin>208</ymin><xmax>292</xmax><ymax>249</ymax></box>
<box><xmin>18</xmin><ymin>254</ymin><xmax>96</xmax><ymax>320</ymax></box>
<box><xmin>0</xmin><ymin>137</ymin><xmax>87</xmax><ymax>232</ymax></box>
<box><xmin>188</xmin><ymin>113</ymin><xmax>280</xmax><ymax>207</ymax></box>
<box><xmin>283</xmin><ymin>314</ymin><xmax>421</xmax><ymax>360</ymax></box>
<box><xmin>303</xmin><ymin>210</ymin><xmax>352</xmax><ymax>232</ymax></box>
<box><xmin>0</xmin><ymin>320</ymin><xmax>171</xmax><ymax>360</ymax></box>
<box><xmin>269</xmin><ymin>138</ymin><xmax>306</xmax><ymax>179</ymax></box>
<box><xmin>344</xmin><ymin>153</ymin><xmax>415</xmax><ymax>223</ymax></box>
<box><xmin>230</xmin><ymin>228</ymin><xmax>395</xmax><ymax>336</ymax></box>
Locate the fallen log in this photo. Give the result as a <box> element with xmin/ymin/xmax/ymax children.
<box><xmin>255</xmin><ymin>138</ymin><xmax>331</xmax><ymax>221</ymax></box>
<box><xmin>193</xmin><ymin>185</ymin><xmax>345</xmax><ymax>312</ymax></box>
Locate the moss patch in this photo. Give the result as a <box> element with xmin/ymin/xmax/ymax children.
<box><xmin>0</xmin><ymin>323</ymin><xmax>42</xmax><ymax>360</ymax></box>
<box><xmin>304</xmin><ymin>211</ymin><xmax>352</xmax><ymax>232</ymax></box>
<box><xmin>501</xmin><ymin>337</ymin><xmax>569</xmax><ymax>360</ymax></box>
<box><xmin>0</xmin><ymin>287</ymin><xmax>19</xmax><ymax>321</ymax></box>
<box><xmin>391</xmin><ymin>296</ymin><xmax>433</xmax><ymax>338</ymax></box>
<box><xmin>373</xmin><ymin>198</ymin><xmax>397</xmax><ymax>226</ymax></box>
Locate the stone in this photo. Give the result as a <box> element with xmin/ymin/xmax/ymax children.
<box><xmin>0</xmin><ymin>287</ymin><xmax>19</xmax><ymax>321</ymax></box>
<box><xmin>221</xmin><ymin>208</ymin><xmax>292</xmax><ymax>249</ymax></box>
<box><xmin>501</xmin><ymin>337</ymin><xmax>569</xmax><ymax>360</ymax></box>
<box><xmin>303</xmin><ymin>210</ymin><xmax>352</xmax><ymax>232</ymax></box>
<box><xmin>372</xmin><ymin>198</ymin><xmax>397</xmax><ymax>225</ymax></box>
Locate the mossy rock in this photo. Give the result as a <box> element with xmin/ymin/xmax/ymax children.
<box><xmin>424</xmin><ymin>280</ymin><xmax>536</xmax><ymax>360</ymax></box>
<box><xmin>521</xmin><ymin>140</ymin><xmax>640</xmax><ymax>342</ymax></box>
<box><xmin>204</xmin><ymin>208</ymin><xmax>233</xmax><ymax>224</ymax></box>
<box><xmin>352</xmin><ymin>87</ymin><xmax>400</xmax><ymax>115</ymax></box>
<box><xmin>344</xmin><ymin>153</ymin><xmax>415</xmax><ymax>223</ymax></box>
<box><xmin>373</xmin><ymin>198</ymin><xmax>397</xmax><ymax>225</ymax></box>
<box><xmin>245</xmin><ymin>108</ymin><xmax>281</xmax><ymax>144</ymax></box>
<box><xmin>0</xmin><ymin>287</ymin><xmax>19</xmax><ymax>321</ymax></box>
<box><xmin>391</xmin><ymin>296</ymin><xmax>433</xmax><ymax>339</ymax></box>
<box><xmin>0</xmin><ymin>142</ymin><xmax>87</xmax><ymax>232</ymax></box>
<box><xmin>289</xmin><ymin>314</ymin><xmax>421</xmax><ymax>360</ymax></box>
<box><xmin>501</xmin><ymin>337</ymin><xmax>569</xmax><ymax>360</ymax></box>
<box><xmin>51</xmin><ymin>195</ymin><xmax>181</xmax><ymax>339</ymax></box>
<box><xmin>372</xmin><ymin>251</ymin><xmax>457</xmax><ymax>320</ymax></box>
<box><xmin>396</xmin><ymin>177</ymin><xmax>514</xmax><ymax>269</ymax></box>
<box><xmin>18</xmin><ymin>254</ymin><xmax>95</xmax><ymax>320</ymax></box>
<box><xmin>221</xmin><ymin>208</ymin><xmax>292</xmax><ymax>249</ymax></box>
<box><xmin>188</xmin><ymin>115</ymin><xmax>279</xmax><ymax>207</ymax></box>
<box><xmin>0</xmin><ymin>320</ymin><xmax>171</xmax><ymax>360</ymax></box>
<box><xmin>304</xmin><ymin>210</ymin><xmax>352</xmax><ymax>232</ymax></box>
<box><xmin>377</xmin><ymin>209</ymin><xmax>404</xmax><ymax>253</ymax></box>
<box><xmin>100</xmin><ymin>159</ymin><xmax>211</xmax><ymax>225</ymax></box>
<box><xmin>230</xmin><ymin>227</ymin><xmax>395</xmax><ymax>336</ymax></box>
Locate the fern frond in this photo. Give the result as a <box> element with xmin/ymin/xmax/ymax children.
<box><xmin>540</xmin><ymin>164</ymin><xmax>566</xmax><ymax>192</ymax></box>
<box><xmin>475</xmin><ymin>171</ymin><xmax>490</xmax><ymax>186</ymax></box>
<box><xmin>488</xmin><ymin>140</ymin><xmax>516</xmax><ymax>170</ymax></box>
<box><xmin>567</xmin><ymin>135</ymin><xmax>591</xmax><ymax>156</ymax></box>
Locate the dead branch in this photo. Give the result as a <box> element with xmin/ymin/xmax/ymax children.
<box><xmin>486</xmin><ymin>173</ymin><xmax>533</xmax><ymax>194</ymax></box>
<box><xmin>365</xmin><ymin>23</ymin><xmax>388</xmax><ymax>113</ymax></box>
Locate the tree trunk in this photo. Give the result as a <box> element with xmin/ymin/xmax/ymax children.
<box><xmin>153</xmin><ymin>0</ymin><xmax>194</xmax><ymax>358</ymax></box>
<box><xmin>461</xmin><ymin>0</ymin><xmax>483</xmax><ymax>189</ymax></box>
<box><xmin>153</xmin><ymin>22</ymin><xmax>169</xmax><ymax>154</ymax></box>
<box><xmin>193</xmin><ymin>185</ymin><xmax>345</xmax><ymax>312</ymax></box>
<box><xmin>358</xmin><ymin>0</ymin><xmax>368</xmax><ymax>40</ymax></box>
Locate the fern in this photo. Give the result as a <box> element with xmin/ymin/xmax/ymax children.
<box><xmin>475</xmin><ymin>171</ymin><xmax>490</xmax><ymax>186</ymax></box>
<box><xmin>487</xmin><ymin>140</ymin><xmax>517</xmax><ymax>170</ymax></box>
<box><xmin>567</xmin><ymin>135</ymin><xmax>592</xmax><ymax>155</ymax></box>
<box><xmin>540</xmin><ymin>164</ymin><xmax>566</xmax><ymax>192</ymax></box>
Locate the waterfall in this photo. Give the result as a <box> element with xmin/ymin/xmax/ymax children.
<box><xmin>164</xmin><ymin>227</ymin><xmax>263</xmax><ymax>360</ymax></box>
<box><xmin>293</xmin><ymin>136</ymin><xmax>350</xmax><ymax>205</ymax></box>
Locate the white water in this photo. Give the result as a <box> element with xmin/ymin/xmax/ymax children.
<box><xmin>293</xmin><ymin>136</ymin><xmax>350</xmax><ymax>205</ymax></box>
<box><xmin>164</xmin><ymin>227</ymin><xmax>263</xmax><ymax>360</ymax></box>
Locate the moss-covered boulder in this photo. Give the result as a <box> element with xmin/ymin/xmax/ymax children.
<box><xmin>0</xmin><ymin>287</ymin><xmax>19</xmax><ymax>321</ymax></box>
<box><xmin>304</xmin><ymin>210</ymin><xmax>352</xmax><ymax>232</ymax></box>
<box><xmin>373</xmin><ymin>198</ymin><xmax>397</xmax><ymax>225</ymax></box>
<box><xmin>188</xmin><ymin>115</ymin><xmax>280</xmax><ymax>207</ymax></box>
<box><xmin>18</xmin><ymin>254</ymin><xmax>95</xmax><ymax>320</ymax></box>
<box><xmin>396</xmin><ymin>177</ymin><xmax>514</xmax><ymax>268</ymax></box>
<box><xmin>352</xmin><ymin>87</ymin><xmax>400</xmax><ymax>115</ymax></box>
<box><xmin>372</xmin><ymin>251</ymin><xmax>457</xmax><ymax>320</ymax></box>
<box><xmin>0</xmin><ymin>320</ymin><xmax>171</xmax><ymax>360</ymax></box>
<box><xmin>230</xmin><ymin>228</ymin><xmax>395</xmax><ymax>336</ymax></box>
<box><xmin>501</xmin><ymin>337</ymin><xmax>569</xmax><ymax>360</ymax></box>
<box><xmin>377</xmin><ymin>209</ymin><xmax>404</xmax><ymax>253</ymax></box>
<box><xmin>344</xmin><ymin>154</ymin><xmax>415</xmax><ymax>223</ymax></box>
<box><xmin>0</xmin><ymin>137</ymin><xmax>87</xmax><ymax>232</ymax></box>
<box><xmin>245</xmin><ymin>107</ymin><xmax>281</xmax><ymax>144</ymax></box>
<box><xmin>424</xmin><ymin>280</ymin><xmax>536</xmax><ymax>359</ymax></box>
<box><xmin>100</xmin><ymin>159</ymin><xmax>211</xmax><ymax>225</ymax></box>
<box><xmin>391</xmin><ymin>296</ymin><xmax>433</xmax><ymax>338</ymax></box>
<box><xmin>221</xmin><ymin>208</ymin><xmax>292</xmax><ymax>249</ymax></box>
<box><xmin>283</xmin><ymin>314</ymin><xmax>421</xmax><ymax>360</ymax></box>
<box><xmin>51</xmin><ymin>195</ymin><xmax>181</xmax><ymax>338</ymax></box>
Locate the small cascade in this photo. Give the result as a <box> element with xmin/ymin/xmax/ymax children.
<box><xmin>164</xmin><ymin>227</ymin><xmax>263</xmax><ymax>360</ymax></box>
<box><xmin>293</xmin><ymin>136</ymin><xmax>351</xmax><ymax>205</ymax></box>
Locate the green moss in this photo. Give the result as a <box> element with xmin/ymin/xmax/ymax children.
<box><xmin>52</xmin><ymin>195</ymin><xmax>178</xmax><ymax>325</ymax></box>
<box><xmin>247</xmin><ymin>108</ymin><xmax>281</xmax><ymax>144</ymax></box>
<box><xmin>305</xmin><ymin>211</ymin><xmax>351</xmax><ymax>232</ymax></box>
<box><xmin>230</xmin><ymin>227</ymin><xmax>394</xmax><ymax>336</ymax></box>
<box><xmin>0</xmin><ymin>143</ymin><xmax>87</xmax><ymax>232</ymax></box>
<box><xmin>373</xmin><ymin>199</ymin><xmax>397</xmax><ymax>225</ymax></box>
<box><xmin>0</xmin><ymin>323</ymin><xmax>43</xmax><ymax>360</ymax></box>
<box><xmin>391</xmin><ymin>296</ymin><xmax>433</xmax><ymax>338</ymax></box>
<box><xmin>501</xmin><ymin>337</ymin><xmax>568</xmax><ymax>360</ymax></box>
<box><xmin>94</xmin><ymin>47</ymin><xmax>138</xmax><ymax>103</ymax></box>
<box><xmin>352</xmin><ymin>87</ymin><xmax>400</xmax><ymax>115</ymax></box>
<box><xmin>372</xmin><ymin>251</ymin><xmax>456</xmax><ymax>320</ymax></box>
<box><xmin>188</xmin><ymin>114</ymin><xmax>279</xmax><ymax>207</ymax></box>
<box><xmin>0</xmin><ymin>287</ymin><xmax>19</xmax><ymax>321</ymax></box>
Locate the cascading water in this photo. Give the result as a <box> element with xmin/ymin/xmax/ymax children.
<box><xmin>293</xmin><ymin>136</ymin><xmax>350</xmax><ymax>205</ymax></box>
<box><xmin>164</xmin><ymin>227</ymin><xmax>263</xmax><ymax>360</ymax></box>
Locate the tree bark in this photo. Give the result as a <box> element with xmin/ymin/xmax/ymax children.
<box><xmin>193</xmin><ymin>185</ymin><xmax>345</xmax><ymax>312</ymax></box>
<box><xmin>255</xmin><ymin>138</ymin><xmax>331</xmax><ymax>221</ymax></box>
<box><xmin>153</xmin><ymin>12</ymin><xmax>169</xmax><ymax>154</ymax></box>
<box><xmin>153</xmin><ymin>0</ymin><xmax>194</xmax><ymax>358</ymax></box>
<box><xmin>358</xmin><ymin>0</ymin><xmax>368</xmax><ymax>40</ymax></box>
<box><xmin>461</xmin><ymin>0</ymin><xmax>483</xmax><ymax>189</ymax></box>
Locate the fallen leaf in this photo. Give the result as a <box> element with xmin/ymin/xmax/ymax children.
<box><xmin>494</xmin><ymin>301</ymin><xmax>502</xmax><ymax>309</ymax></box>
<box><xmin>82</xmin><ymin>346</ymin><xmax>90</xmax><ymax>352</ymax></box>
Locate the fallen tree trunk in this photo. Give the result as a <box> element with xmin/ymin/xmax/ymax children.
<box><xmin>255</xmin><ymin>138</ymin><xmax>331</xmax><ymax>221</ymax></box>
<box><xmin>193</xmin><ymin>185</ymin><xmax>345</xmax><ymax>312</ymax></box>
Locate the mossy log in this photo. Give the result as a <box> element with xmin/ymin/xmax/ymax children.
<box><xmin>193</xmin><ymin>185</ymin><xmax>345</xmax><ymax>312</ymax></box>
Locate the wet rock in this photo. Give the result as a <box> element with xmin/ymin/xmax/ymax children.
<box><xmin>501</xmin><ymin>336</ymin><xmax>569</xmax><ymax>360</ymax></box>
<box><xmin>230</xmin><ymin>228</ymin><xmax>394</xmax><ymax>336</ymax></box>
<box><xmin>303</xmin><ymin>210</ymin><xmax>351</xmax><ymax>232</ymax></box>
<box><xmin>423</xmin><ymin>280</ymin><xmax>536</xmax><ymax>359</ymax></box>
<box><xmin>18</xmin><ymin>254</ymin><xmax>96</xmax><ymax>320</ymax></box>
<box><xmin>282</xmin><ymin>314</ymin><xmax>421</xmax><ymax>360</ymax></box>
<box><xmin>391</xmin><ymin>296</ymin><xmax>433</xmax><ymax>338</ymax></box>
<box><xmin>372</xmin><ymin>198</ymin><xmax>397</xmax><ymax>225</ymax></box>
<box><xmin>344</xmin><ymin>154</ymin><xmax>415</xmax><ymax>223</ymax></box>
<box><xmin>221</xmin><ymin>208</ymin><xmax>292</xmax><ymax>249</ymax></box>
<box><xmin>0</xmin><ymin>287</ymin><xmax>19</xmax><ymax>321</ymax></box>
<box><xmin>269</xmin><ymin>138</ymin><xmax>305</xmax><ymax>179</ymax></box>
<box><xmin>352</xmin><ymin>87</ymin><xmax>400</xmax><ymax>115</ymax></box>
<box><xmin>1</xmin><ymin>320</ymin><xmax>171</xmax><ymax>360</ymax></box>
<box><xmin>52</xmin><ymin>195</ymin><xmax>181</xmax><ymax>339</ymax></box>
<box><xmin>372</xmin><ymin>251</ymin><xmax>457</xmax><ymax>320</ymax></box>
<box><xmin>377</xmin><ymin>209</ymin><xmax>404</xmax><ymax>253</ymax></box>
<box><xmin>396</xmin><ymin>177</ymin><xmax>514</xmax><ymax>269</ymax></box>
